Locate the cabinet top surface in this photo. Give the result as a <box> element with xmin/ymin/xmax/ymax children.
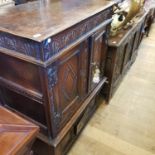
<box><xmin>0</xmin><ymin>0</ymin><xmax>115</xmax><ymax>42</ymax></box>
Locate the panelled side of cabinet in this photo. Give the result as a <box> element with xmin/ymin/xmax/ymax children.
<box><xmin>130</xmin><ymin>24</ymin><xmax>141</xmax><ymax>62</ymax></box>
<box><xmin>46</xmin><ymin>41</ymin><xmax>90</xmax><ymax>137</ymax></box>
<box><xmin>103</xmin><ymin>11</ymin><xmax>147</xmax><ymax>102</ymax></box>
<box><xmin>0</xmin><ymin>53</ymin><xmax>49</xmax><ymax>136</ymax></box>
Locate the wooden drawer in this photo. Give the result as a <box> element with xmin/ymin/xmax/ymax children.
<box><xmin>61</xmin><ymin>96</ymin><xmax>99</xmax><ymax>154</ymax></box>
<box><xmin>74</xmin><ymin>98</ymin><xmax>96</xmax><ymax>135</ymax></box>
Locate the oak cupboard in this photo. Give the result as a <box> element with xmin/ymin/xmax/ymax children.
<box><xmin>0</xmin><ymin>0</ymin><xmax>115</xmax><ymax>154</ymax></box>
<box><xmin>103</xmin><ymin>11</ymin><xmax>148</xmax><ymax>101</ymax></box>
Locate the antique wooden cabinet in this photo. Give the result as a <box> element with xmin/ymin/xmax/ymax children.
<box><xmin>0</xmin><ymin>0</ymin><xmax>115</xmax><ymax>154</ymax></box>
<box><xmin>103</xmin><ymin>11</ymin><xmax>147</xmax><ymax>101</ymax></box>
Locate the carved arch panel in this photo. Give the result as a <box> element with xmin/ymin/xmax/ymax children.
<box><xmin>47</xmin><ymin>40</ymin><xmax>89</xmax><ymax>135</ymax></box>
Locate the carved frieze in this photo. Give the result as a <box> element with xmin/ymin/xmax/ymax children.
<box><xmin>0</xmin><ymin>9</ymin><xmax>111</xmax><ymax>62</ymax></box>
<box><xmin>42</xmin><ymin>9</ymin><xmax>111</xmax><ymax>61</ymax></box>
<box><xmin>0</xmin><ymin>32</ymin><xmax>41</xmax><ymax>59</ymax></box>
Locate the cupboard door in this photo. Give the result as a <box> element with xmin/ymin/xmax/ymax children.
<box><xmin>48</xmin><ymin>40</ymin><xmax>89</xmax><ymax>135</ymax></box>
<box><xmin>131</xmin><ymin>30</ymin><xmax>141</xmax><ymax>61</ymax></box>
<box><xmin>112</xmin><ymin>45</ymin><xmax>125</xmax><ymax>85</ymax></box>
<box><xmin>122</xmin><ymin>40</ymin><xmax>132</xmax><ymax>73</ymax></box>
<box><xmin>89</xmin><ymin>28</ymin><xmax>107</xmax><ymax>91</ymax></box>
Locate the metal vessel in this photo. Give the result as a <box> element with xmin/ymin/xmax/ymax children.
<box><xmin>111</xmin><ymin>0</ymin><xmax>145</xmax><ymax>36</ymax></box>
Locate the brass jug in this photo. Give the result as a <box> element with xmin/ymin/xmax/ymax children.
<box><xmin>120</xmin><ymin>0</ymin><xmax>143</xmax><ymax>27</ymax></box>
<box><xmin>110</xmin><ymin>0</ymin><xmax>145</xmax><ymax>36</ymax></box>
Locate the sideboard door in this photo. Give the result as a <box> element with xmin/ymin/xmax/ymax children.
<box><xmin>48</xmin><ymin>40</ymin><xmax>89</xmax><ymax>136</ymax></box>
<box><xmin>89</xmin><ymin>28</ymin><xmax>107</xmax><ymax>91</ymax></box>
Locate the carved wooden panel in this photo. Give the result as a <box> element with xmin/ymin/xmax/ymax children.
<box><xmin>59</xmin><ymin>54</ymin><xmax>79</xmax><ymax>110</ymax></box>
<box><xmin>122</xmin><ymin>38</ymin><xmax>133</xmax><ymax>73</ymax></box>
<box><xmin>113</xmin><ymin>45</ymin><xmax>127</xmax><ymax>83</ymax></box>
<box><xmin>47</xmin><ymin>41</ymin><xmax>89</xmax><ymax>135</ymax></box>
<box><xmin>0</xmin><ymin>32</ymin><xmax>41</xmax><ymax>59</ymax></box>
<box><xmin>131</xmin><ymin>30</ymin><xmax>141</xmax><ymax>61</ymax></box>
<box><xmin>42</xmin><ymin>9</ymin><xmax>111</xmax><ymax>61</ymax></box>
<box><xmin>130</xmin><ymin>32</ymin><xmax>137</xmax><ymax>56</ymax></box>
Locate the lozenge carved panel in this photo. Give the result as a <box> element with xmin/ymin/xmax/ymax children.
<box><xmin>47</xmin><ymin>41</ymin><xmax>89</xmax><ymax>136</ymax></box>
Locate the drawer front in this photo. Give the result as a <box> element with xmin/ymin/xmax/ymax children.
<box><xmin>60</xmin><ymin>96</ymin><xmax>98</xmax><ymax>154</ymax></box>
<box><xmin>74</xmin><ymin>98</ymin><xmax>96</xmax><ymax>135</ymax></box>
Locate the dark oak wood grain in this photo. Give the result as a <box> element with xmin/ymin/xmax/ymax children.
<box><xmin>103</xmin><ymin>10</ymin><xmax>148</xmax><ymax>101</ymax></box>
<box><xmin>0</xmin><ymin>0</ymin><xmax>115</xmax><ymax>154</ymax></box>
<box><xmin>0</xmin><ymin>0</ymin><xmax>115</xmax><ymax>42</ymax></box>
<box><xmin>0</xmin><ymin>106</ymin><xmax>39</xmax><ymax>155</ymax></box>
